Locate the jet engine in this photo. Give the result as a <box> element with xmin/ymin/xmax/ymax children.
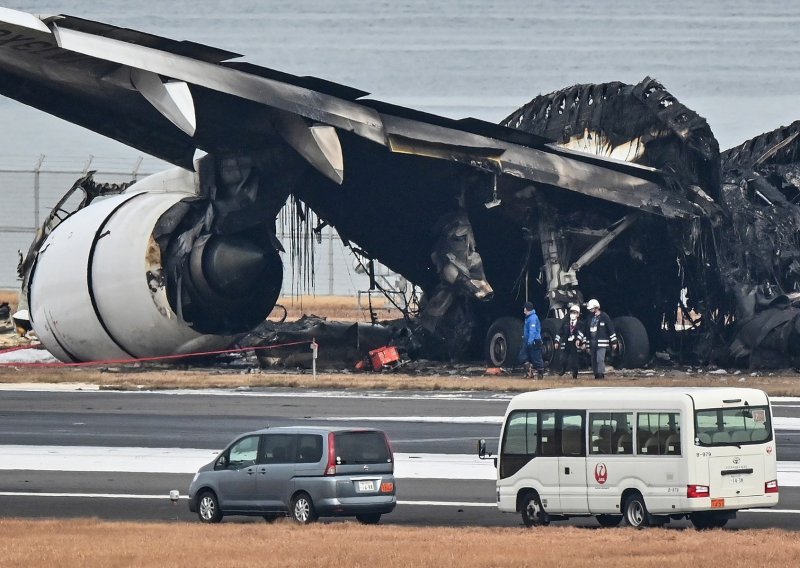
<box><xmin>27</xmin><ymin>166</ymin><xmax>283</xmax><ymax>363</ymax></box>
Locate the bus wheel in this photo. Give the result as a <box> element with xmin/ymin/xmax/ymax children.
<box><xmin>622</xmin><ymin>493</ymin><xmax>651</xmax><ymax>528</ymax></box>
<box><xmin>612</xmin><ymin>316</ymin><xmax>650</xmax><ymax>369</ymax></box>
<box><xmin>690</xmin><ymin>512</ymin><xmax>728</xmax><ymax>530</ymax></box>
<box><xmin>484</xmin><ymin>317</ymin><xmax>523</xmax><ymax>367</ymax></box>
<box><xmin>520</xmin><ymin>493</ymin><xmax>549</xmax><ymax>527</ymax></box>
<box><xmin>596</xmin><ymin>514</ymin><xmax>623</xmax><ymax>528</ymax></box>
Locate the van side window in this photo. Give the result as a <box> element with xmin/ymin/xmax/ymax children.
<box><xmin>227</xmin><ymin>435</ymin><xmax>260</xmax><ymax>469</ymax></box>
<box><xmin>295</xmin><ymin>434</ymin><xmax>323</xmax><ymax>463</ymax></box>
<box><xmin>589</xmin><ymin>412</ymin><xmax>633</xmax><ymax>455</ymax></box>
<box><xmin>637</xmin><ymin>412</ymin><xmax>680</xmax><ymax>456</ymax></box>
<box><xmin>261</xmin><ymin>434</ymin><xmax>295</xmax><ymax>464</ymax></box>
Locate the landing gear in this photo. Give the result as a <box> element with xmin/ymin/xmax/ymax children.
<box><xmin>484</xmin><ymin>317</ymin><xmax>523</xmax><ymax>367</ymax></box>
<box><xmin>611</xmin><ymin>316</ymin><xmax>650</xmax><ymax>368</ymax></box>
<box><xmin>541</xmin><ymin>318</ymin><xmax>561</xmax><ymax>368</ymax></box>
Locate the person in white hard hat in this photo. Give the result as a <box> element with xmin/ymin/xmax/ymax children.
<box><xmin>554</xmin><ymin>304</ymin><xmax>585</xmax><ymax>379</ymax></box>
<box><xmin>586</xmin><ymin>299</ymin><xmax>617</xmax><ymax>379</ymax></box>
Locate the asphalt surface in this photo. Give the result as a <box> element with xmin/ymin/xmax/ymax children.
<box><xmin>1</xmin><ymin>388</ymin><xmax>799</xmax><ymax>530</ymax></box>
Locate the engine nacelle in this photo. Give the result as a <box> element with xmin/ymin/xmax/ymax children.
<box><xmin>28</xmin><ymin>167</ymin><xmax>282</xmax><ymax>362</ymax></box>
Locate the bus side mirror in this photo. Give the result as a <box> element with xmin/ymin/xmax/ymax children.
<box><xmin>477</xmin><ymin>439</ymin><xmax>492</xmax><ymax>459</ymax></box>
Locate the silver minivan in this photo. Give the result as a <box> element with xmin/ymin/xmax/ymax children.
<box><xmin>188</xmin><ymin>426</ymin><xmax>396</xmax><ymax>524</ymax></box>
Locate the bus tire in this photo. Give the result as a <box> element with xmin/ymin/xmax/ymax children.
<box><xmin>484</xmin><ymin>317</ymin><xmax>523</xmax><ymax>367</ymax></box>
<box><xmin>622</xmin><ymin>493</ymin><xmax>651</xmax><ymax>528</ymax></box>
<box><xmin>690</xmin><ymin>512</ymin><xmax>728</xmax><ymax>530</ymax></box>
<box><xmin>612</xmin><ymin>316</ymin><xmax>650</xmax><ymax>368</ymax></box>
<box><xmin>520</xmin><ymin>492</ymin><xmax>549</xmax><ymax>527</ymax></box>
<box><xmin>596</xmin><ymin>514</ymin><xmax>623</xmax><ymax>528</ymax></box>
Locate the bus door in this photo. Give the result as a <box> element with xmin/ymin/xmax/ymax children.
<box><xmin>558</xmin><ymin>411</ymin><xmax>588</xmax><ymax>513</ymax></box>
<box><xmin>534</xmin><ymin>411</ymin><xmax>561</xmax><ymax>512</ymax></box>
<box><xmin>499</xmin><ymin>410</ymin><xmax>560</xmax><ymax>512</ymax></box>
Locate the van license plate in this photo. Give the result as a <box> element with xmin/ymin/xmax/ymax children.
<box><xmin>357</xmin><ymin>480</ymin><xmax>375</xmax><ymax>492</ymax></box>
<box><xmin>711</xmin><ymin>498</ymin><xmax>725</xmax><ymax>508</ymax></box>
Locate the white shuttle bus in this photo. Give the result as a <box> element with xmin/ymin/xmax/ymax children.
<box><xmin>479</xmin><ymin>387</ymin><xmax>779</xmax><ymax>529</ymax></box>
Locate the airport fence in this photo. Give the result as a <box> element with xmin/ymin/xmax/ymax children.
<box><xmin>0</xmin><ymin>155</ymin><xmax>400</xmax><ymax>297</ymax></box>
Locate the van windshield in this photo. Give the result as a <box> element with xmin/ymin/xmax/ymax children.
<box><xmin>694</xmin><ymin>406</ymin><xmax>772</xmax><ymax>446</ymax></box>
<box><xmin>334</xmin><ymin>431</ymin><xmax>392</xmax><ymax>464</ymax></box>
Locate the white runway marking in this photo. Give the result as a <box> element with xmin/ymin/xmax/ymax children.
<box><xmin>1</xmin><ymin>446</ymin><xmax>800</xmax><ymax>486</ymax></box>
<box><xmin>313</xmin><ymin>416</ymin><xmax>503</xmax><ymax>423</ymax></box>
<box><xmin>0</xmin><ymin>491</ymin><xmax>187</xmax><ymax>500</ymax></box>
<box><xmin>0</xmin><ymin>446</ymin><xmax>495</xmax><ymax>479</ymax></box>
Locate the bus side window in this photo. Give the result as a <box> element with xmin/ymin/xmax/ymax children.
<box><xmin>664</xmin><ymin>432</ymin><xmax>680</xmax><ymax>454</ymax></box>
<box><xmin>638</xmin><ymin>412</ymin><xmax>680</xmax><ymax>455</ymax></box>
<box><xmin>560</xmin><ymin>412</ymin><xmax>585</xmax><ymax>457</ymax></box>
<box><xmin>616</xmin><ymin>432</ymin><xmax>632</xmax><ymax>454</ymax></box>
<box><xmin>540</xmin><ymin>412</ymin><xmax>558</xmax><ymax>456</ymax></box>
<box><xmin>588</xmin><ymin>413</ymin><xmax>613</xmax><ymax>454</ymax></box>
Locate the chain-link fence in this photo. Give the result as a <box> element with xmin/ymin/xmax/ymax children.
<box><xmin>0</xmin><ymin>155</ymin><xmax>402</xmax><ymax>298</ymax></box>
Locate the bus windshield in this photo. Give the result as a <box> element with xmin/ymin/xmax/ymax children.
<box><xmin>694</xmin><ymin>406</ymin><xmax>772</xmax><ymax>446</ymax></box>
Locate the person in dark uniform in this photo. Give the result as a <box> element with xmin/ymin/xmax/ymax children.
<box><xmin>586</xmin><ymin>298</ymin><xmax>617</xmax><ymax>379</ymax></box>
<box><xmin>554</xmin><ymin>304</ymin><xmax>585</xmax><ymax>379</ymax></box>
<box><xmin>520</xmin><ymin>301</ymin><xmax>544</xmax><ymax>380</ymax></box>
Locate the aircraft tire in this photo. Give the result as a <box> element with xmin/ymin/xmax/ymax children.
<box><xmin>612</xmin><ymin>316</ymin><xmax>650</xmax><ymax>368</ymax></box>
<box><xmin>541</xmin><ymin>318</ymin><xmax>561</xmax><ymax>368</ymax></box>
<box><xmin>484</xmin><ymin>317</ymin><xmax>523</xmax><ymax>367</ymax></box>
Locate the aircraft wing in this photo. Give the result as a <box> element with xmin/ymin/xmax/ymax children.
<box><xmin>0</xmin><ymin>8</ymin><xmax>700</xmax><ymax>220</ymax></box>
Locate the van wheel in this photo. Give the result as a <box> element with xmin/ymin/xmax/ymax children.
<box><xmin>611</xmin><ymin>316</ymin><xmax>650</xmax><ymax>368</ymax></box>
<box><xmin>291</xmin><ymin>492</ymin><xmax>318</xmax><ymax>524</ymax></box>
<box><xmin>484</xmin><ymin>317</ymin><xmax>523</xmax><ymax>367</ymax></box>
<box><xmin>596</xmin><ymin>514</ymin><xmax>623</xmax><ymax>528</ymax></box>
<box><xmin>520</xmin><ymin>493</ymin><xmax>549</xmax><ymax>527</ymax></box>
<box><xmin>622</xmin><ymin>493</ymin><xmax>651</xmax><ymax>528</ymax></box>
<box><xmin>356</xmin><ymin>513</ymin><xmax>381</xmax><ymax>524</ymax></box>
<box><xmin>690</xmin><ymin>512</ymin><xmax>728</xmax><ymax>530</ymax></box>
<box><xmin>197</xmin><ymin>491</ymin><xmax>222</xmax><ymax>523</ymax></box>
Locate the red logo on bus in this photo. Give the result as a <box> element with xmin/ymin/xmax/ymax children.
<box><xmin>594</xmin><ymin>462</ymin><xmax>608</xmax><ymax>484</ymax></box>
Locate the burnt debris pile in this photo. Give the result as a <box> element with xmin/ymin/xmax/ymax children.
<box><xmin>505</xmin><ymin>81</ymin><xmax>800</xmax><ymax>368</ymax></box>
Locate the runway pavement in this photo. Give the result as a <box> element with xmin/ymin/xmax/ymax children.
<box><xmin>1</xmin><ymin>387</ymin><xmax>799</xmax><ymax>529</ymax></box>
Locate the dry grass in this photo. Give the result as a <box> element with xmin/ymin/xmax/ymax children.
<box><xmin>1</xmin><ymin>366</ymin><xmax>800</xmax><ymax>396</ymax></box>
<box><xmin>0</xmin><ymin>519</ymin><xmax>798</xmax><ymax>568</ymax></box>
<box><xmin>0</xmin><ymin>289</ymin><xmax>17</xmax><ymax>312</ymax></box>
<box><xmin>276</xmin><ymin>294</ymin><xmax>403</xmax><ymax>322</ymax></box>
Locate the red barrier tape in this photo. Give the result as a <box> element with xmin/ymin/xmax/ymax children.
<box><xmin>0</xmin><ymin>344</ymin><xmax>44</xmax><ymax>356</ymax></box>
<box><xmin>0</xmin><ymin>340</ymin><xmax>313</xmax><ymax>368</ymax></box>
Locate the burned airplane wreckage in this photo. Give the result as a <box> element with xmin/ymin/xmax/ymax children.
<box><xmin>1</xmin><ymin>9</ymin><xmax>799</xmax><ymax>369</ymax></box>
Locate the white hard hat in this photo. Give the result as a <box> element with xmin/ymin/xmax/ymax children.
<box><xmin>586</xmin><ymin>299</ymin><xmax>600</xmax><ymax>310</ymax></box>
<box><xmin>569</xmin><ymin>304</ymin><xmax>580</xmax><ymax>313</ymax></box>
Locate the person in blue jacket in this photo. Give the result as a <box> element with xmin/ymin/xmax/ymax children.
<box><xmin>520</xmin><ymin>301</ymin><xmax>544</xmax><ymax>380</ymax></box>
